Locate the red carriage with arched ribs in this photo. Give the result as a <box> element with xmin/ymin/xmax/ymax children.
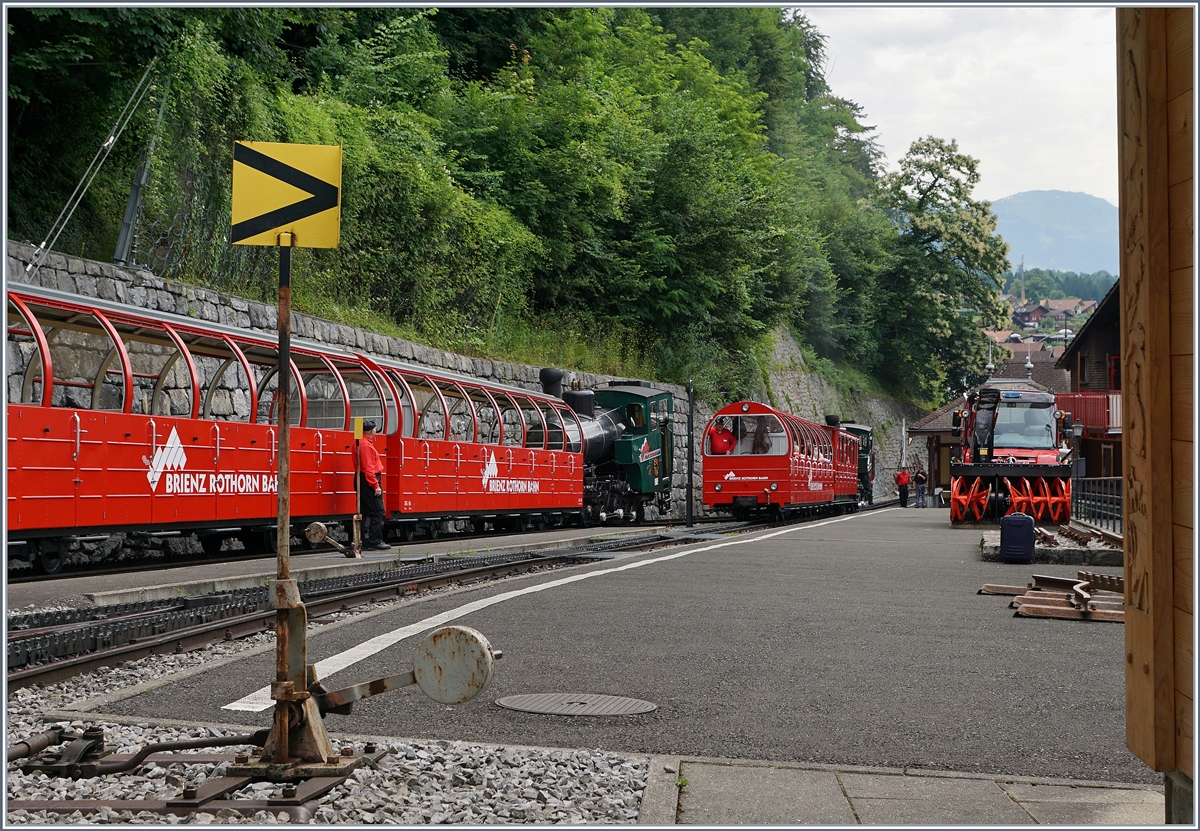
<box><xmin>701</xmin><ymin>401</ymin><xmax>861</xmax><ymax>520</ymax></box>
<box><xmin>6</xmin><ymin>283</ymin><xmax>587</xmax><ymax>573</ymax></box>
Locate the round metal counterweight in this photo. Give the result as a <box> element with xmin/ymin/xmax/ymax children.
<box><xmin>413</xmin><ymin>625</ymin><xmax>496</xmax><ymax>705</ymax></box>
<box><xmin>495</xmin><ymin>693</ymin><xmax>656</xmax><ymax>716</ymax></box>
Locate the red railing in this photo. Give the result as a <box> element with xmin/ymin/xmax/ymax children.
<box><xmin>1057</xmin><ymin>391</ymin><xmax>1121</xmax><ymax>433</ymax></box>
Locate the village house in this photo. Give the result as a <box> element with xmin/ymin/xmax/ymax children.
<box><xmin>1055</xmin><ymin>280</ymin><xmax>1121</xmax><ymax>477</ymax></box>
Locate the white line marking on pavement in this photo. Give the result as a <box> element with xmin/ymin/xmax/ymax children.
<box><xmin>223</xmin><ymin>510</ymin><xmax>888</xmax><ymax>711</ymax></box>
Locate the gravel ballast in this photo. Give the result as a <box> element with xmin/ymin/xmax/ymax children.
<box><xmin>6</xmin><ymin>610</ymin><xmax>649</xmax><ymax>825</ymax></box>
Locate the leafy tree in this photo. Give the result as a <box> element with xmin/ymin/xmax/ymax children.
<box><xmin>875</xmin><ymin>136</ymin><xmax>1010</xmax><ymax>401</ymax></box>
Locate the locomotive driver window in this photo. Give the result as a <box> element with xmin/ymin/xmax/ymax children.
<box><xmin>994</xmin><ymin>402</ymin><xmax>1056</xmax><ymax>449</ymax></box>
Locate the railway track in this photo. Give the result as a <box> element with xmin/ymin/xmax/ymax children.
<box><xmin>7</xmin><ymin>503</ymin><xmax>894</xmax><ymax>690</ymax></box>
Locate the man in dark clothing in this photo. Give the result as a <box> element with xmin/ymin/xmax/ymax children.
<box><xmin>895</xmin><ymin>467</ymin><xmax>911</xmax><ymax>508</ymax></box>
<box><xmin>914</xmin><ymin>465</ymin><xmax>928</xmax><ymax>508</ymax></box>
<box><xmin>358</xmin><ymin>420</ymin><xmax>390</xmax><ymax>551</ymax></box>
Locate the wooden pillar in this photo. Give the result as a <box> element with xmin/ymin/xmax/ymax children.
<box><xmin>1117</xmin><ymin>6</ymin><xmax>1193</xmax><ymax>792</ymax></box>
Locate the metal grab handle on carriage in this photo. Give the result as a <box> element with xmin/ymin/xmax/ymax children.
<box><xmin>73</xmin><ymin>412</ymin><xmax>87</xmax><ymax>461</ymax></box>
<box><xmin>423</xmin><ymin>443</ymin><xmax>431</xmax><ymax>470</ymax></box>
<box><xmin>148</xmin><ymin>419</ymin><xmax>157</xmax><ymax>459</ymax></box>
<box><xmin>213</xmin><ymin>424</ymin><xmax>221</xmax><ymax>465</ymax></box>
<box><xmin>550</xmin><ymin>453</ymin><xmax>556</xmax><ymax>475</ymax></box>
<box><xmin>268</xmin><ymin>427</ymin><xmax>277</xmax><ymax>466</ymax></box>
<box><xmin>397</xmin><ymin>438</ymin><xmax>405</xmax><ymax>468</ymax></box>
<box><xmin>316</xmin><ymin>431</ymin><xmax>324</xmax><ymax>468</ymax></box>
<box><xmin>506</xmin><ymin>449</ymin><xmax>513</xmax><ymax>473</ymax></box>
<box><xmin>455</xmin><ymin>445</ymin><xmax>461</xmax><ymax>472</ymax></box>
<box><xmin>73</xmin><ymin>413</ymin><xmax>86</xmax><ymax>461</ymax></box>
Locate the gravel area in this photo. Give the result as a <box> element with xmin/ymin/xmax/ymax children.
<box><xmin>6</xmin><ymin>601</ymin><xmax>650</xmax><ymax>825</ymax></box>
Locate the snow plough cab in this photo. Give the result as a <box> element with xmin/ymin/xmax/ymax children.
<box><xmin>949</xmin><ymin>382</ymin><xmax>1074</xmax><ymax>525</ymax></box>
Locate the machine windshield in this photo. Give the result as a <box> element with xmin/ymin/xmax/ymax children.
<box><xmin>993</xmin><ymin>402</ymin><xmax>1057</xmax><ymax>449</ymax></box>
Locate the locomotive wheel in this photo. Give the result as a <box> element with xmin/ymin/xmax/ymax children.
<box><xmin>34</xmin><ymin>547</ymin><xmax>64</xmax><ymax>576</ymax></box>
<box><xmin>577</xmin><ymin>508</ymin><xmax>593</xmax><ymax>528</ymax></box>
<box><xmin>199</xmin><ymin>535</ymin><xmax>225</xmax><ymax>557</ymax></box>
<box><xmin>239</xmin><ymin>528</ymin><xmax>277</xmax><ymax>555</ymax></box>
<box><xmin>401</xmin><ymin>523</ymin><xmax>417</xmax><ymax>542</ymax></box>
<box><xmin>426</xmin><ymin>522</ymin><xmax>440</xmax><ymax>540</ymax></box>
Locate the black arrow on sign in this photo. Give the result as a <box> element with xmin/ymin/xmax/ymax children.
<box><xmin>231</xmin><ymin>143</ymin><xmax>339</xmax><ymax>243</ymax></box>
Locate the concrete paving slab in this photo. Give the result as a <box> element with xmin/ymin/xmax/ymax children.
<box><xmin>1018</xmin><ymin>800</ymin><xmax>1164</xmax><ymax>825</ymax></box>
<box><xmin>677</xmin><ymin>762</ymin><xmax>856</xmax><ymax>825</ymax></box>
<box><xmin>638</xmin><ymin>756</ymin><xmax>682</xmax><ymax>825</ymax></box>
<box><xmin>999</xmin><ymin>781</ymin><xmax>1163</xmax><ymax>803</ymax></box>
<box><xmin>1000</xmin><ymin>782</ymin><xmax>1164</xmax><ymax>825</ymax></box>
<box><xmin>840</xmin><ymin>773</ymin><xmax>1033</xmax><ymax>825</ymax></box>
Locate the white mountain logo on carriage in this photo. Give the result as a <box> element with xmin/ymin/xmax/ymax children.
<box><xmin>143</xmin><ymin>426</ymin><xmax>278</xmax><ymax>495</ymax></box>
<box><xmin>638</xmin><ymin>439</ymin><xmax>661</xmax><ymax>463</ymax></box>
<box><xmin>723</xmin><ymin>470</ymin><xmax>767</xmax><ymax>482</ymax></box>
<box><xmin>482</xmin><ymin>450</ymin><xmax>540</xmax><ymax>494</ymax></box>
<box><xmin>144</xmin><ymin>427</ymin><xmax>187</xmax><ymax>491</ymax></box>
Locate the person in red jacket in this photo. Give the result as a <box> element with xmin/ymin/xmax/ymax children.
<box><xmin>358</xmin><ymin>420</ymin><xmax>390</xmax><ymax>550</ymax></box>
<box><xmin>895</xmin><ymin>466</ymin><xmax>911</xmax><ymax>508</ymax></box>
<box><xmin>707</xmin><ymin>420</ymin><xmax>735</xmax><ymax>454</ymax></box>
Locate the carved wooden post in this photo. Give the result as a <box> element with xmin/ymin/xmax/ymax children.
<box><xmin>1117</xmin><ymin>10</ymin><xmax>1193</xmax><ymax>806</ymax></box>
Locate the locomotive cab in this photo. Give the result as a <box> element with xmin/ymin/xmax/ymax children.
<box><xmin>588</xmin><ymin>383</ymin><xmax>674</xmax><ymax>523</ymax></box>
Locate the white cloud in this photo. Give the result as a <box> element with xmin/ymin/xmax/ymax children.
<box><xmin>798</xmin><ymin>6</ymin><xmax>1118</xmax><ymax>205</ymax></box>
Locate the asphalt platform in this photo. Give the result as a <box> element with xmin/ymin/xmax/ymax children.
<box><xmin>9</xmin><ymin>508</ymin><xmax>1167</xmax><ymax>825</ymax></box>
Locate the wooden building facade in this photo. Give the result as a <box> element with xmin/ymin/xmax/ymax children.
<box><xmin>1116</xmin><ymin>7</ymin><xmax>1194</xmax><ymax>821</ymax></box>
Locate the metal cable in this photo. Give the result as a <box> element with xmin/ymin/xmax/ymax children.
<box><xmin>27</xmin><ymin>59</ymin><xmax>159</xmax><ymax>278</ymax></box>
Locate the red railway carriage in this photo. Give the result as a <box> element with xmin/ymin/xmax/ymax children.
<box><xmin>6</xmin><ymin>284</ymin><xmax>584</xmax><ymax>572</ymax></box>
<box><xmin>701</xmin><ymin>401</ymin><xmax>860</xmax><ymax>519</ymax></box>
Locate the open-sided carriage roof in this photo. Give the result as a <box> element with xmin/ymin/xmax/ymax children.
<box><xmin>7</xmin><ymin>282</ymin><xmax>566</xmax><ymax>405</ymax></box>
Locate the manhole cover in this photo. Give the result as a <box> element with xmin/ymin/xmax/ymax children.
<box><xmin>495</xmin><ymin>693</ymin><xmax>657</xmax><ymax>716</ymax></box>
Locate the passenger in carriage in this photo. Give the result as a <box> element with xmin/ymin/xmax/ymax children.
<box><xmin>751</xmin><ymin>416</ymin><xmax>773</xmax><ymax>455</ymax></box>
<box><xmin>707</xmin><ymin>419</ymin><xmax>735</xmax><ymax>454</ymax></box>
<box><xmin>358</xmin><ymin>420</ymin><xmax>391</xmax><ymax>551</ymax></box>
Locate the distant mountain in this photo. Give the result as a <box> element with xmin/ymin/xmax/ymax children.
<box><xmin>990</xmin><ymin>190</ymin><xmax>1119</xmax><ymax>276</ymax></box>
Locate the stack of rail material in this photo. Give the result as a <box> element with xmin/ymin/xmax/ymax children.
<box><xmin>978</xmin><ymin>571</ymin><xmax>1125</xmax><ymax>623</ymax></box>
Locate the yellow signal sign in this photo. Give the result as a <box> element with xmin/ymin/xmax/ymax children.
<box><xmin>231</xmin><ymin>141</ymin><xmax>341</xmax><ymax>248</ymax></box>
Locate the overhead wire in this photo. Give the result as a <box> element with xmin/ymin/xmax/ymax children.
<box><xmin>26</xmin><ymin>58</ymin><xmax>159</xmax><ymax>278</ymax></box>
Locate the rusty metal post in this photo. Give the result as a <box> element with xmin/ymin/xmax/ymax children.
<box><xmin>259</xmin><ymin>234</ymin><xmax>337</xmax><ymax>771</ymax></box>
<box><xmin>686</xmin><ymin>380</ymin><xmax>694</xmax><ymax>528</ymax></box>
<box><xmin>353</xmin><ymin>418</ymin><xmax>362</xmax><ymax>556</ymax></box>
<box><xmin>273</xmin><ymin>233</ymin><xmax>296</xmax><ymax>764</ymax></box>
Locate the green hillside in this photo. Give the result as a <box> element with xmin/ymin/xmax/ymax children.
<box><xmin>7</xmin><ymin>7</ymin><xmax>1012</xmax><ymax>407</ymax></box>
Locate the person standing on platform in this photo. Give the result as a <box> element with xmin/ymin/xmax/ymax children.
<box><xmin>895</xmin><ymin>466</ymin><xmax>911</xmax><ymax>508</ymax></box>
<box><xmin>358</xmin><ymin>420</ymin><xmax>391</xmax><ymax>551</ymax></box>
<box><xmin>914</xmin><ymin>465</ymin><xmax>928</xmax><ymax>508</ymax></box>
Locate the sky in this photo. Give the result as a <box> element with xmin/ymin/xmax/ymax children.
<box><xmin>797</xmin><ymin>6</ymin><xmax>1119</xmax><ymax>206</ymax></box>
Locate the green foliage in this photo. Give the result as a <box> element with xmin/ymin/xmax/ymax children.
<box><xmin>7</xmin><ymin>7</ymin><xmax>1006</xmax><ymax>410</ymax></box>
<box><xmin>1002</xmin><ymin>267</ymin><xmax>1116</xmax><ymax>302</ymax></box>
<box><xmin>874</xmin><ymin>137</ymin><xmax>1010</xmax><ymax>403</ymax></box>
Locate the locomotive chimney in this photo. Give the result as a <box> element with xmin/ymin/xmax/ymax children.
<box><xmin>539</xmin><ymin>367</ymin><xmax>566</xmax><ymax>398</ymax></box>
<box><xmin>824</xmin><ymin>414</ymin><xmax>841</xmax><ymax>427</ymax></box>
